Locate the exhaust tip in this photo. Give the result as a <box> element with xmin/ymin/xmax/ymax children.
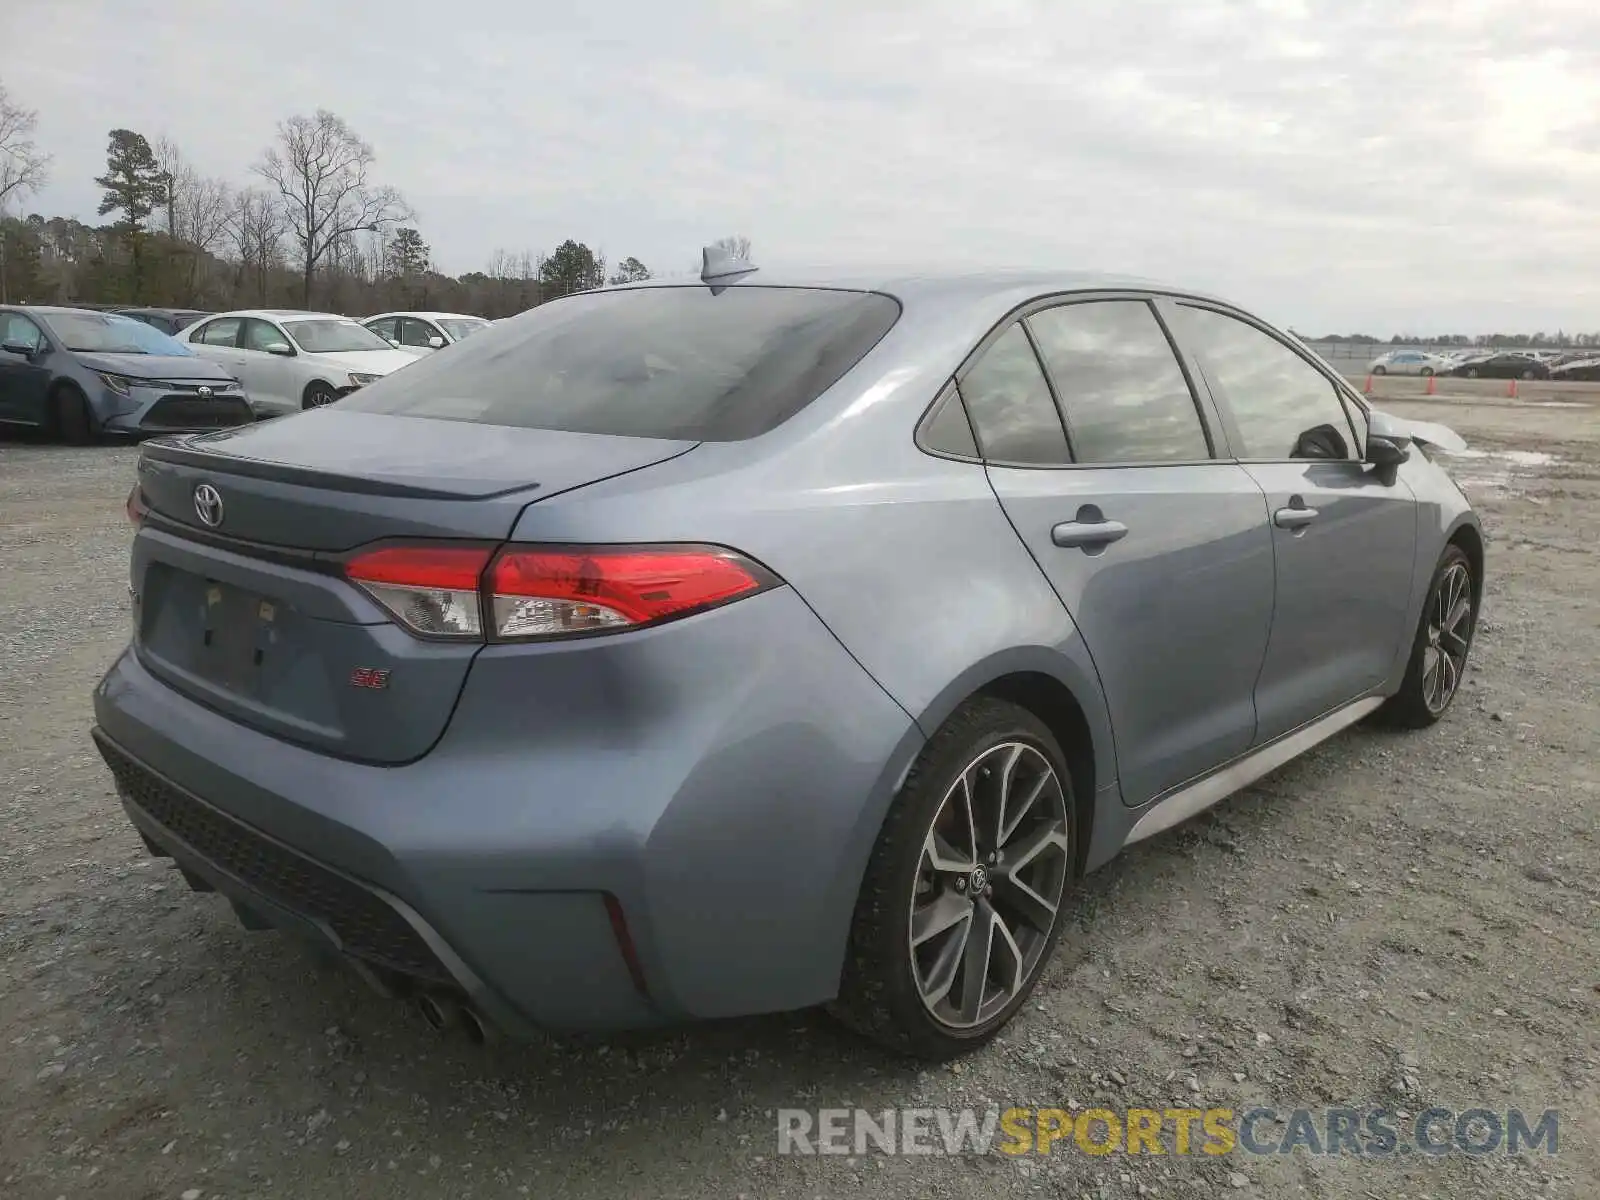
<box><xmin>415</xmin><ymin>993</ymin><xmax>458</xmax><ymax>1032</ymax></box>
<box><xmin>459</xmin><ymin>1005</ymin><xmax>493</xmax><ymax>1045</ymax></box>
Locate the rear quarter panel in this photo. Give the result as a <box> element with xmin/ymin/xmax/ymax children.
<box><xmin>504</xmin><ymin>312</ymin><xmax>1121</xmax><ymax>814</ymax></box>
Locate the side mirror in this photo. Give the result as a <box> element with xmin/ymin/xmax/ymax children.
<box><xmin>1</xmin><ymin>340</ymin><xmax>38</xmax><ymax>358</ymax></box>
<box><xmin>387</xmin><ymin>338</ymin><xmax>401</xmax><ymax>348</ymax></box>
<box><xmin>265</xmin><ymin>342</ymin><xmax>294</xmax><ymax>356</ymax></box>
<box><xmin>1366</xmin><ymin>435</ymin><xmax>1411</xmax><ymax>467</ymax></box>
<box><xmin>427</xmin><ymin>335</ymin><xmax>445</xmax><ymax>349</ymax></box>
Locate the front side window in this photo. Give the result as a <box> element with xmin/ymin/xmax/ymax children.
<box><xmin>365</xmin><ymin>316</ymin><xmax>398</xmax><ymax>342</ymax></box>
<box><xmin>340</xmin><ymin>285</ymin><xmax>901</xmax><ymax>440</ymax></box>
<box><xmin>958</xmin><ymin>324</ymin><xmax>1071</xmax><ymax>465</ymax></box>
<box><xmin>1170</xmin><ymin>305</ymin><xmax>1356</xmax><ymax>461</ymax></box>
<box><xmin>0</xmin><ymin>312</ymin><xmax>45</xmax><ymax>352</ymax></box>
<box><xmin>1026</xmin><ymin>300</ymin><xmax>1210</xmax><ymax>464</ymax></box>
<box><xmin>194</xmin><ymin>317</ymin><xmax>242</xmax><ymax>347</ymax></box>
<box><xmin>282</xmin><ymin>318</ymin><xmax>395</xmax><ymax>354</ymax></box>
<box><xmin>398</xmin><ymin>317</ymin><xmax>440</xmax><ymax>347</ymax></box>
<box><xmin>241</xmin><ymin>318</ymin><xmax>292</xmax><ymax>353</ymax></box>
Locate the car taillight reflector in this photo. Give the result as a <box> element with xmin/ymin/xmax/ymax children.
<box><xmin>487</xmin><ymin>545</ymin><xmax>774</xmax><ymax>640</ymax></box>
<box><xmin>346</xmin><ymin>544</ymin><xmax>494</xmax><ymax>639</ymax></box>
<box><xmin>126</xmin><ymin>484</ymin><xmax>148</xmax><ymax>526</ymax></box>
<box><xmin>344</xmin><ymin>542</ymin><xmax>777</xmax><ymax>642</ymax></box>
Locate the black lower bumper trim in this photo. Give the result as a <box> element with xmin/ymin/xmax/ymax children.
<box><xmin>92</xmin><ymin>730</ymin><xmax>455</xmax><ymax>987</ymax></box>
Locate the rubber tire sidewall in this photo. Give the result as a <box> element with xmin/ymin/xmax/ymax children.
<box><xmin>1376</xmin><ymin>544</ymin><xmax>1475</xmax><ymax>729</ymax></box>
<box><xmin>1372</xmin><ymin>366</ymin><xmax>1387</xmax><ymax>375</ymax></box>
<box><xmin>302</xmin><ymin>382</ymin><xmax>337</xmax><ymax>410</ymax></box>
<box><xmin>829</xmin><ymin>696</ymin><xmax>1077</xmax><ymax>1060</ymax></box>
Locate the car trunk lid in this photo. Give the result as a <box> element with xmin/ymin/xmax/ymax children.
<box><xmin>131</xmin><ymin>411</ymin><xmax>697</xmax><ymax>762</ymax></box>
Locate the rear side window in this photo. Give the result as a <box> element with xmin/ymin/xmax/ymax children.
<box><xmin>339</xmin><ymin>286</ymin><xmax>901</xmax><ymax>441</ymax></box>
<box><xmin>958</xmin><ymin>324</ymin><xmax>1071</xmax><ymax>465</ymax></box>
<box><xmin>1026</xmin><ymin>301</ymin><xmax>1210</xmax><ymax>464</ymax></box>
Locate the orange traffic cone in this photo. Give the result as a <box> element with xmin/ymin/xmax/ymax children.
<box><xmin>1363</xmin><ymin>374</ymin><xmax>1374</xmax><ymax>395</ymax></box>
<box><xmin>1425</xmin><ymin>374</ymin><xmax>1437</xmax><ymax>395</ymax></box>
<box><xmin>1507</xmin><ymin>378</ymin><xmax>1518</xmax><ymax>398</ymax></box>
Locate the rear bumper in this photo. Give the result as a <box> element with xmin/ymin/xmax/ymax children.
<box><xmin>92</xmin><ymin>585</ymin><xmax>922</xmax><ymax>1032</ymax></box>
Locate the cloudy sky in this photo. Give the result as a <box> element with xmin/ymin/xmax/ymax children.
<box><xmin>6</xmin><ymin>0</ymin><xmax>1600</xmax><ymax>333</ymax></box>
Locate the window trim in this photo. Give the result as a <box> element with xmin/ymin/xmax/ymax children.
<box><xmin>1164</xmin><ymin>299</ymin><xmax>1366</xmax><ymax>466</ymax></box>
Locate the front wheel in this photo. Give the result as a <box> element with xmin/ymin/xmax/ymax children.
<box><xmin>1466</xmin><ymin>367</ymin><xmax>1481</xmax><ymax>378</ymax></box>
<box><xmin>1377</xmin><ymin>546</ymin><xmax>1476</xmax><ymax>729</ymax></box>
<box><xmin>1520</xmin><ymin>368</ymin><xmax>1536</xmax><ymax>380</ymax></box>
<box><xmin>1420</xmin><ymin>366</ymin><xmax>1434</xmax><ymax>377</ymax></box>
<box><xmin>830</xmin><ymin>697</ymin><xmax>1077</xmax><ymax>1059</ymax></box>
<box><xmin>53</xmin><ymin>384</ymin><xmax>94</xmax><ymax>445</ymax></box>
<box><xmin>1371</xmin><ymin>365</ymin><xmax>1387</xmax><ymax>376</ymax></box>
<box><xmin>302</xmin><ymin>381</ymin><xmax>338</xmax><ymax>409</ymax></box>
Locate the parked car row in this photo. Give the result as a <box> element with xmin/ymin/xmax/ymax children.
<box><xmin>0</xmin><ymin>303</ymin><xmax>494</xmax><ymax>440</ymax></box>
<box><xmin>1368</xmin><ymin>346</ymin><xmax>1600</xmax><ymax>381</ymax></box>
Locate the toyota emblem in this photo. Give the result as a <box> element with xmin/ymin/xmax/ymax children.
<box><xmin>193</xmin><ymin>483</ymin><xmax>224</xmax><ymax>528</ymax></box>
<box><xmin>197</xmin><ymin>385</ymin><xmax>213</xmax><ymax>398</ymax></box>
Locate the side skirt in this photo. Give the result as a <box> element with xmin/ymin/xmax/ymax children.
<box><xmin>1121</xmin><ymin>695</ymin><xmax>1385</xmax><ymax>848</ymax></box>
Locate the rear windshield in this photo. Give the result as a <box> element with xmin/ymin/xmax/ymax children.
<box><xmin>337</xmin><ymin>285</ymin><xmax>901</xmax><ymax>440</ymax></box>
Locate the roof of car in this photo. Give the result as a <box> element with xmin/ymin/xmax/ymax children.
<box><xmin>365</xmin><ymin>311</ymin><xmax>490</xmax><ymax>322</ymax></box>
<box><xmin>5</xmin><ymin>304</ymin><xmax>138</xmax><ymax>317</ymax></box>
<box><xmin>115</xmin><ymin>306</ymin><xmax>209</xmax><ymax>316</ymax></box>
<box><xmin>200</xmin><ymin>309</ymin><xmax>355</xmax><ymax>322</ymax></box>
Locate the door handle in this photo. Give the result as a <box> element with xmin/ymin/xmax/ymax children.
<box><xmin>1052</xmin><ymin>516</ymin><xmax>1129</xmax><ymax>551</ymax></box>
<box><xmin>1273</xmin><ymin>503</ymin><xmax>1319</xmax><ymax>530</ymax></box>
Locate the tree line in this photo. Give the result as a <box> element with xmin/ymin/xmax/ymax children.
<box><xmin>0</xmin><ymin>80</ymin><xmax>750</xmax><ymax>319</ymax></box>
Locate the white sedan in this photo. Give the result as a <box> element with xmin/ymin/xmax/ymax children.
<box><xmin>1367</xmin><ymin>349</ymin><xmax>1453</xmax><ymax>376</ymax></box>
<box><xmin>362</xmin><ymin>311</ymin><xmax>492</xmax><ymax>353</ymax></box>
<box><xmin>179</xmin><ymin>310</ymin><xmax>423</xmax><ymax>416</ymax></box>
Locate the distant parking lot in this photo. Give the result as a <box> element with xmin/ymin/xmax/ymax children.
<box><xmin>1</xmin><ymin>394</ymin><xmax>1597</xmax><ymax>1199</ymax></box>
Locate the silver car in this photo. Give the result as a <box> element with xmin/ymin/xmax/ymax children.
<box><xmin>1368</xmin><ymin>349</ymin><xmax>1451</xmax><ymax>376</ymax></box>
<box><xmin>179</xmin><ymin>310</ymin><xmax>424</xmax><ymax>416</ymax></box>
<box><xmin>363</xmin><ymin>311</ymin><xmax>492</xmax><ymax>352</ymax></box>
<box><xmin>96</xmin><ymin>264</ymin><xmax>1482</xmax><ymax>1059</ymax></box>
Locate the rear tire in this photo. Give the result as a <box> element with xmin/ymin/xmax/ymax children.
<box><xmin>1466</xmin><ymin>367</ymin><xmax>1480</xmax><ymax>378</ymax></box>
<box><xmin>1372</xmin><ymin>366</ymin><xmax>1387</xmax><ymax>376</ymax></box>
<box><xmin>302</xmin><ymin>381</ymin><xmax>338</xmax><ymax>409</ymax></box>
<box><xmin>829</xmin><ymin>697</ymin><xmax>1077</xmax><ymax>1060</ymax></box>
<box><xmin>52</xmin><ymin>384</ymin><xmax>93</xmax><ymax>445</ymax></box>
<box><xmin>1376</xmin><ymin>546</ymin><xmax>1476</xmax><ymax>729</ymax></box>
<box><xmin>1420</xmin><ymin>366</ymin><xmax>1434</xmax><ymax>377</ymax></box>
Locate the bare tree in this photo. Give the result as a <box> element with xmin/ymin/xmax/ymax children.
<box><xmin>253</xmin><ymin>109</ymin><xmax>410</xmax><ymax>306</ymax></box>
<box><xmin>227</xmin><ymin>187</ymin><xmax>287</xmax><ymax>305</ymax></box>
<box><xmin>0</xmin><ymin>83</ymin><xmax>51</xmax><ymax>213</ymax></box>
<box><xmin>153</xmin><ymin>137</ymin><xmax>233</xmax><ymax>303</ymax></box>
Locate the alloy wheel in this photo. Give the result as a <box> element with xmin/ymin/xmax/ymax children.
<box><xmin>908</xmin><ymin>742</ymin><xmax>1070</xmax><ymax>1029</ymax></box>
<box><xmin>1423</xmin><ymin>562</ymin><xmax>1473</xmax><ymax>714</ymax></box>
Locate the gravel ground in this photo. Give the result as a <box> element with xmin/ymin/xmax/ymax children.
<box><xmin>1</xmin><ymin>395</ymin><xmax>1597</xmax><ymax>1200</ymax></box>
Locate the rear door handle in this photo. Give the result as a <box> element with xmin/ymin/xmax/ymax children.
<box><xmin>1273</xmin><ymin>504</ymin><xmax>1319</xmax><ymax>530</ymax></box>
<box><xmin>1052</xmin><ymin>516</ymin><xmax>1129</xmax><ymax>551</ymax></box>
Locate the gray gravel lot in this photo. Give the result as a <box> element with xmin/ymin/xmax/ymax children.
<box><xmin>1</xmin><ymin>396</ymin><xmax>1597</xmax><ymax>1200</ymax></box>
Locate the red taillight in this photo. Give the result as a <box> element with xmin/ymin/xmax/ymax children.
<box><xmin>346</xmin><ymin>544</ymin><xmax>494</xmax><ymax>639</ymax></box>
<box><xmin>487</xmin><ymin>545</ymin><xmax>774</xmax><ymax>640</ymax></box>
<box><xmin>125</xmin><ymin>485</ymin><xmax>148</xmax><ymax>526</ymax></box>
<box><xmin>344</xmin><ymin>542</ymin><xmax>775</xmax><ymax>642</ymax></box>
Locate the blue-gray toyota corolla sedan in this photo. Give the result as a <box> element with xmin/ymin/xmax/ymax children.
<box><xmin>94</xmin><ymin>256</ymin><xmax>1483</xmax><ymax>1058</ymax></box>
<box><xmin>0</xmin><ymin>306</ymin><xmax>251</xmax><ymax>441</ymax></box>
